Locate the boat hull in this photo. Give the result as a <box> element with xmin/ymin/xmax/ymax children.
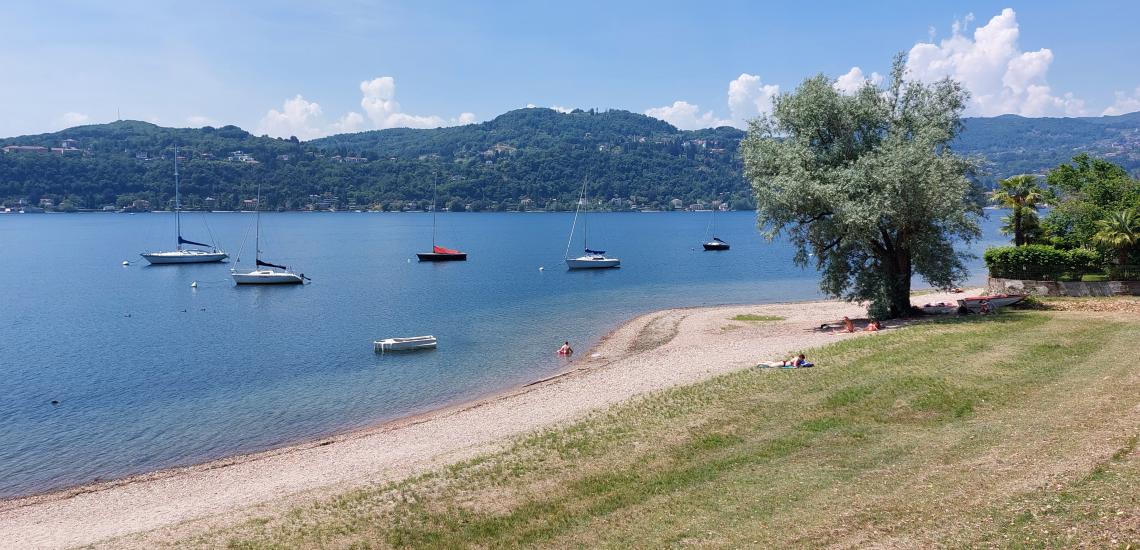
<box><xmin>416</xmin><ymin>252</ymin><xmax>467</xmax><ymax>262</ymax></box>
<box><xmin>140</xmin><ymin>250</ymin><xmax>228</xmax><ymax>264</ymax></box>
<box><xmin>231</xmin><ymin>270</ymin><xmax>304</xmax><ymax>285</ymax></box>
<box><xmin>374</xmin><ymin>335</ymin><xmax>437</xmax><ymax>352</ymax></box>
<box><xmin>957</xmin><ymin>294</ymin><xmax>1025</xmax><ymax>312</ymax></box>
<box><xmin>702</xmin><ymin>242</ymin><xmax>730</xmax><ymax>251</ymax></box>
<box><xmin>566</xmin><ymin>257</ymin><xmax>621</xmax><ymax>269</ymax></box>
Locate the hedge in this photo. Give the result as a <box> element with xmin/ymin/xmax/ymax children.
<box><xmin>984</xmin><ymin>245</ymin><xmax>1102</xmax><ymax>281</ymax></box>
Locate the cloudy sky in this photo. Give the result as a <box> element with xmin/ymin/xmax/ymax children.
<box><xmin>2</xmin><ymin>1</ymin><xmax>1138</xmax><ymax>138</ymax></box>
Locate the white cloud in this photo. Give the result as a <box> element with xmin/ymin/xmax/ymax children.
<box><xmin>331</xmin><ymin>111</ymin><xmax>365</xmax><ymax>134</ymax></box>
<box><xmin>727</xmin><ymin>73</ymin><xmax>779</xmax><ymax>127</ymax></box>
<box><xmin>61</xmin><ymin>112</ymin><xmax>90</xmax><ymax>127</ymax></box>
<box><xmin>1103</xmin><ymin>86</ymin><xmax>1140</xmax><ymax>116</ymax></box>
<box><xmin>525</xmin><ymin>103</ymin><xmax>537</xmax><ymax>108</ymax></box>
<box><xmin>834</xmin><ymin>67</ymin><xmax>883</xmax><ymax>95</ymax></box>
<box><xmin>186</xmin><ymin>115</ymin><xmax>218</xmax><ymax>127</ymax></box>
<box><xmin>256</xmin><ymin>77</ymin><xmax>475</xmax><ymax>139</ymax></box>
<box><xmin>551</xmin><ymin>105</ymin><xmax>573</xmax><ymax>114</ymax></box>
<box><xmin>257</xmin><ymin>95</ymin><xmax>325</xmax><ymax>140</ymax></box>
<box><xmin>359</xmin><ymin>76</ymin><xmax>474</xmax><ymax>129</ymax></box>
<box><xmin>644</xmin><ymin>100</ymin><xmax>731</xmax><ymax>130</ymax></box>
<box><xmin>906</xmin><ymin>8</ymin><xmax>1086</xmax><ymax>116</ymax></box>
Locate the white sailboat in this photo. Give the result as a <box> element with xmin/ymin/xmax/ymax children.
<box><xmin>140</xmin><ymin>146</ymin><xmax>228</xmax><ymax>264</ymax></box>
<box><xmin>565</xmin><ymin>179</ymin><xmax>620</xmax><ymax>269</ymax></box>
<box><xmin>231</xmin><ymin>184</ymin><xmax>306</xmax><ymax>285</ymax></box>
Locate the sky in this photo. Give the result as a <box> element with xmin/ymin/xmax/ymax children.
<box><xmin>2</xmin><ymin>1</ymin><xmax>1139</xmax><ymax>138</ymax></box>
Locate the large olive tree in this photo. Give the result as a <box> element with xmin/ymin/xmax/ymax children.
<box><xmin>742</xmin><ymin>55</ymin><xmax>982</xmax><ymax>318</ymax></box>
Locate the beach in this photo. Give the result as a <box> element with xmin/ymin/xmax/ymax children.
<box><xmin>0</xmin><ymin>290</ymin><xmax>972</xmax><ymax>548</ymax></box>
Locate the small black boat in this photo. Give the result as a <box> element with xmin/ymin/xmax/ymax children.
<box><xmin>418</xmin><ymin>245</ymin><xmax>467</xmax><ymax>261</ymax></box>
<box><xmin>702</xmin><ymin>237</ymin><xmax>730</xmax><ymax>251</ymax></box>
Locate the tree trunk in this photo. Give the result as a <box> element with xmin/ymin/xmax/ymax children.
<box><xmin>881</xmin><ymin>249</ymin><xmax>913</xmax><ymax>319</ymax></box>
<box><xmin>1013</xmin><ymin>205</ymin><xmax>1024</xmax><ymax>246</ymax></box>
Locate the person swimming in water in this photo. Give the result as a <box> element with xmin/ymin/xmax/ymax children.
<box><xmin>557</xmin><ymin>341</ymin><xmax>573</xmax><ymax>355</ymax></box>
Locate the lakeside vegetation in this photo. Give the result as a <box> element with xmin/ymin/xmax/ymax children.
<box><xmin>729</xmin><ymin>314</ymin><xmax>785</xmax><ymax>322</ymax></box>
<box><xmin>0</xmin><ymin>110</ymin><xmax>748</xmax><ymax>213</ymax></box>
<box><xmin>985</xmin><ymin>154</ymin><xmax>1140</xmax><ymax>280</ymax></box>
<box><xmin>167</xmin><ymin>308</ymin><xmax>1139</xmax><ymax>548</ymax></box>
<box><xmin>3</xmin><ymin>108</ymin><xmax>1140</xmax><ymax>213</ymax></box>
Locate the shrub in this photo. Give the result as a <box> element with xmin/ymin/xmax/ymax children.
<box><xmin>983</xmin><ymin>245</ymin><xmax>1102</xmax><ymax>280</ymax></box>
<box><xmin>1066</xmin><ymin>248</ymin><xmax>1102</xmax><ymax>278</ymax></box>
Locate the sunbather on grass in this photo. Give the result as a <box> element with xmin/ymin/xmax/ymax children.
<box><xmin>757</xmin><ymin>353</ymin><xmax>813</xmax><ymax>368</ymax></box>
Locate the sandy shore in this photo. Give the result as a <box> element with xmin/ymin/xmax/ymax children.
<box><xmin>0</xmin><ymin>290</ymin><xmax>973</xmax><ymax>548</ymax></box>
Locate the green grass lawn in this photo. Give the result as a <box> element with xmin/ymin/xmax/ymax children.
<box><xmin>729</xmin><ymin>314</ymin><xmax>786</xmax><ymax>322</ymax></box>
<box><xmin>180</xmin><ymin>311</ymin><xmax>1139</xmax><ymax>549</ymax></box>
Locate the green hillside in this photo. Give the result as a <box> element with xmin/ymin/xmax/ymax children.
<box><xmin>1</xmin><ymin>107</ymin><xmax>1138</xmax><ymax>212</ymax></box>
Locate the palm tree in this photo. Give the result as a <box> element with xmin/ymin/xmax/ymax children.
<box><xmin>991</xmin><ymin>174</ymin><xmax>1045</xmax><ymax>246</ymax></box>
<box><xmin>1092</xmin><ymin>209</ymin><xmax>1140</xmax><ymax>277</ymax></box>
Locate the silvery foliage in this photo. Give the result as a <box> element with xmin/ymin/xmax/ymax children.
<box><xmin>742</xmin><ymin>54</ymin><xmax>983</xmax><ymax>318</ymax></box>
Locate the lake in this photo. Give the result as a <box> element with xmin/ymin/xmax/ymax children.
<box><xmin>0</xmin><ymin>210</ymin><xmax>1008</xmax><ymax>497</ymax></box>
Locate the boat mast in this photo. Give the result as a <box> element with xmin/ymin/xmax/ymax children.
<box><xmin>431</xmin><ymin>174</ymin><xmax>437</xmax><ymax>248</ymax></box>
<box><xmin>174</xmin><ymin>145</ymin><xmax>182</xmax><ymax>250</ymax></box>
<box><xmin>581</xmin><ymin>178</ymin><xmax>588</xmax><ymax>252</ymax></box>
<box><xmin>254</xmin><ymin>183</ymin><xmax>262</xmax><ymax>263</ymax></box>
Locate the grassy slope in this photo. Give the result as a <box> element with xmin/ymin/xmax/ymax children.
<box><xmin>176</xmin><ymin>311</ymin><xmax>1138</xmax><ymax>548</ymax></box>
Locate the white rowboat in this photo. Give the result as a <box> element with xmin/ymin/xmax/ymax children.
<box><xmin>374</xmin><ymin>335</ymin><xmax>438</xmax><ymax>353</ymax></box>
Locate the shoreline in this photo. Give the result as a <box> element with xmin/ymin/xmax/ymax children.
<box><xmin>0</xmin><ymin>295</ymin><xmax>818</xmax><ymax>504</ymax></box>
<box><xmin>0</xmin><ymin>290</ymin><xmax>974</xmax><ymax>548</ymax></box>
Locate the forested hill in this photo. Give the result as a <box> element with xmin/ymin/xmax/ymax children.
<box><xmin>960</xmin><ymin>111</ymin><xmax>1140</xmax><ymax>178</ymax></box>
<box><xmin>2</xmin><ymin>107</ymin><xmax>1138</xmax><ymax>212</ymax></box>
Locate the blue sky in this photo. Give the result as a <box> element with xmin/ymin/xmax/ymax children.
<box><xmin>2</xmin><ymin>1</ymin><xmax>1139</xmax><ymax>138</ymax></box>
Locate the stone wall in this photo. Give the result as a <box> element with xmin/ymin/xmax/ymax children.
<box><xmin>987</xmin><ymin>277</ymin><xmax>1140</xmax><ymax>297</ymax></box>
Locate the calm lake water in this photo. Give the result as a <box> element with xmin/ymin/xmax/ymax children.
<box><xmin>0</xmin><ymin>211</ymin><xmax>1008</xmax><ymax>497</ymax></box>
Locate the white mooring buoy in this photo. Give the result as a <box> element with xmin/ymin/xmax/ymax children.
<box><xmin>122</xmin><ymin>260</ymin><xmax>129</xmax><ymax>266</ymax></box>
<box><xmin>191</xmin><ymin>281</ymin><xmax>198</xmax><ymax>288</ymax></box>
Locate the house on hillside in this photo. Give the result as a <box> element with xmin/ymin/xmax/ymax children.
<box><xmin>3</xmin><ymin>145</ymin><xmax>50</xmax><ymax>154</ymax></box>
<box><xmin>228</xmin><ymin>151</ymin><xmax>257</xmax><ymax>163</ymax></box>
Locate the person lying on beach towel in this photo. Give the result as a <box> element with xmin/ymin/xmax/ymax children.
<box><xmin>757</xmin><ymin>354</ymin><xmax>813</xmax><ymax>368</ymax></box>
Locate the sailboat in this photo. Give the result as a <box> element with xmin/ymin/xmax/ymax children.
<box><xmin>231</xmin><ymin>184</ymin><xmax>306</xmax><ymax>285</ymax></box>
<box><xmin>701</xmin><ymin>202</ymin><xmax>730</xmax><ymax>251</ymax></box>
<box><xmin>416</xmin><ymin>182</ymin><xmax>467</xmax><ymax>261</ymax></box>
<box><xmin>140</xmin><ymin>146</ymin><xmax>228</xmax><ymax>264</ymax></box>
<box><xmin>565</xmin><ymin>179</ymin><xmax>620</xmax><ymax>269</ymax></box>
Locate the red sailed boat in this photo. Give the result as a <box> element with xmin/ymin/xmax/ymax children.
<box><xmin>417</xmin><ymin>244</ymin><xmax>467</xmax><ymax>262</ymax></box>
<box><xmin>417</xmin><ymin>186</ymin><xmax>467</xmax><ymax>262</ymax></box>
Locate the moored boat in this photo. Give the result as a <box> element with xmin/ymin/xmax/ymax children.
<box><xmin>417</xmin><ymin>245</ymin><xmax>467</xmax><ymax>262</ymax></box>
<box><xmin>374</xmin><ymin>335</ymin><xmax>437</xmax><ymax>352</ymax></box>
<box><xmin>231</xmin><ymin>183</ymin><xmax>307</xmax><ymax>285</ymax></box>
<box><xmin>702</xmin><ymin>237</ymin><xmax>730</xmax><ymax>251</ymax></box>
<box><xmin>417</xmin><ymin>179</ymin><xmax>467</xmax><ymax>262</ymax></box>
<box><xmin>141</xmin><ymin>145</ymin><xmax>228</xmax><ymax>265</ymax></box>
<box><xmin>565</xmin><ymin>178</ymin><xmax>620</xmax><ymax>269</ymax></box>
<box><xmin>566</xmin><ymin>250</ymin><xmax>621</xmax><ymax>269</ymax></box>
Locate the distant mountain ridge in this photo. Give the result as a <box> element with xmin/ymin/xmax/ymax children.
<box><xmin>1</xmin><ymin>108</ymin><xmax>1137</xmax><ymax>211</ymax></box>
